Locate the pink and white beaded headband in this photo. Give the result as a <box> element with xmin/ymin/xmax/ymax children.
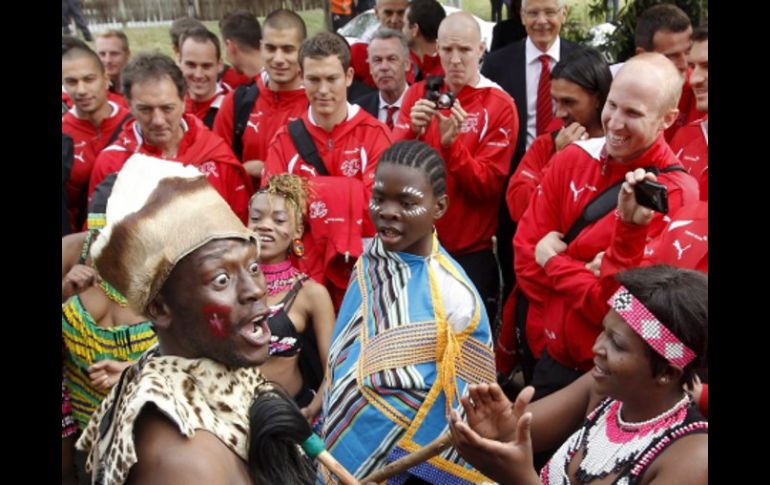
<box><xmin>607</xmin><ymin>286</ymin><xmax>696</xmax><ymax>368</ymax></box>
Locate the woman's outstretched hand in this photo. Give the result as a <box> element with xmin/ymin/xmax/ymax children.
<box><xmin>448</xmin><ymin>384</ymin><xmax>540</xmax><ymax>484</ymax></box>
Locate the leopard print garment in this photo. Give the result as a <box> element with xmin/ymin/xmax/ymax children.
<box><xmin>76</xmin><ymin>345</ymin><xmax>272</xmax><ymax>485</ymax></box>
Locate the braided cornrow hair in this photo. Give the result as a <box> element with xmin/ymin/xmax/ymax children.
<box><xmin>250</xmin><ymin>174</ymin><xmax>311</xmax><ymax>229</ymax></box>
<box><xmin>377</xmin><ymin>140</ymin><xmax>447</xmax><ymax>197</ymax></box>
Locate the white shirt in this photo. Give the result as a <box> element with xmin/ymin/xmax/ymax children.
<box><xmin>377</xmin><ymin>89</ymin><xmax>407</xmax><ymax>125</ymax></box>
<box><xmin>431</xmin><ymin>258</ymin><xmax>475</xmax><ymax>333</ymax></box>
<box><xmin>525</xmin><ymin>36</ymin><xmax>561</xmax><ymax>149</ymax></box>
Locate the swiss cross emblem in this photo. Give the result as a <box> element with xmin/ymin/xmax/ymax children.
<box><xmin>341</xmin><ymin>158</ymin><xmax>361</xmax><ymax>177</ymax></box>
<box><xmin>198</xmin><ymin>161</ymin><xmax>219</xmax><ymax>178</ymax></box>
<box><xmin>309</xmin><ymin>200</ymin><xmax>328</xmax><ymax>219</ymax></box>
<box><xmin>461</xmin><ymin>112</ymin><xmax>479</xmax><ymax>134</ymax></box>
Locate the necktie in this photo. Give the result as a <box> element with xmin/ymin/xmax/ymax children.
<box><xmin>536</xmin><ymin>54</ymin><xmax>553</xmax><ymax>136</ymax></box>
<box><xmin>385</xmin><ymin>105</ymin><xmax>398</xmax><ymax>130</ymax></box>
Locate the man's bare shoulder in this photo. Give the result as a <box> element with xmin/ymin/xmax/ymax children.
<box><xmin>127</xmin><ymin>405</ymin><xmax>252</xmax><ymax>485</ymax></box>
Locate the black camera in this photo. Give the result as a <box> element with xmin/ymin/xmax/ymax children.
<box><xmin>424</xmin><ymin>75</ymin><xmax>455</xmax><ymax>110</ymax></box>
<box><xmin>633</xmin><ymin>179</ymin><xmax>669</xmax><ymax>214</ymax></box>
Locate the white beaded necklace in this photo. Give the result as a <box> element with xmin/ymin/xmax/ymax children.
<box><xmin>575</xmin><ymin>395</ymin><xmax>691</xmax><ymax>482</ymax></box>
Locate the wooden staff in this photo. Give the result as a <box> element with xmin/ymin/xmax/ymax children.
<box><xmin>359</xmin><ymin>432</ymin><xmax>452</xmax><ymax>483</ymax></box>
<box><xmin>302</xmin><ymin>433</ymin><xmax>360</xmax><ymax>485</ymax></box>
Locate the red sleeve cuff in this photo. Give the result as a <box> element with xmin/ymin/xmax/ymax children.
<box><xmin>698</xmin><ymin>383</ymin><xmax>708</xmax><ymax>417</ymax></box>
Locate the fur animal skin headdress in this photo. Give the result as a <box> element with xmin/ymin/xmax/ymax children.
<box><xmin>90</xmin><ymin>154</ymin><xmax>254</xmax><ymax>316</ymax></box>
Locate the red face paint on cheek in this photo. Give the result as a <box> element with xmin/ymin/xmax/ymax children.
<box><xmin>203</xmin><ymin>305</ymin><xmax>232</xmax><ymax>338</ymax></box>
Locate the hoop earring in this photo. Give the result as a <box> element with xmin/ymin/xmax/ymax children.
<box><xmin>291</xmin><ymin>238</ymin><xmax>305</xmax><ymax>258</ymax></box>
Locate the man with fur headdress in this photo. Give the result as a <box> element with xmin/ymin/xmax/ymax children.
<box><xmin>76</xmin><ymin>154</ymin><xmax>308</xmax><ymax>484</ymax></box>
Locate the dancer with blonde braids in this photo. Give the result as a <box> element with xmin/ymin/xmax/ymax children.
<box><xmin>249</xmin><ymin>174</ymin><xmax>336</xmax><ymax>422</ymax></box>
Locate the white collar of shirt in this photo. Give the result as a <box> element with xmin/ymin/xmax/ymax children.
<box><xmin>69</xmin><ymin>100</ymin><xmax>120</xmax><ymax>120</ymax></box>
<box><xmin>378</xmin><ymin>89</ymin><xmax>407</xmax><ymax>111</ymax></box>
<box><xmin>308</xmin><ymin>102</ymin><xmax>359</xmax><ymax>127</ymax></box>
<box><xmin>525</xmin><ymin>36</ymin><xmax>561</xmax><ymax>65</ymax></box>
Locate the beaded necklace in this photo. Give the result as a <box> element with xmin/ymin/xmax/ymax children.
<box><xmin>574</xmin><ymin>394</ymin><xmax>691</xmax><ymax>482</ymax></box>
<box><xmin>261</xmin><ymin>260</ymin><xmax>300</xmax><ymax>296</ymax></box>
<box><xmin>80</xmin><ymin>230</ymin><xmax>129</xmax><ymax>308</ymax></box>
<box><xmin>99</xmin><ymin>280</ymin><xmax>129</xmax><ymax>307</ymax></box>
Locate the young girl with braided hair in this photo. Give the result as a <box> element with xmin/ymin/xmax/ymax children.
<box><xmin>248</xmin><ymin>174</ymin><xmax>335</xmax><ymax>422</ymax></box>
<box><xmin>321</xmin><ymin>140</ymin><xmax>497</xmax><ymax>483</ymax></box>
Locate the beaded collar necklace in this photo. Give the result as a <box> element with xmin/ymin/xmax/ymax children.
<box><xmin>80</xmin><ymin>230</ymin><xmax>129</xmax><ymax>307</ymax></box>
<box><xmin>575</xmin><ymin>394</ymin><xmax>691</xmax><ymax>482</ymax></box>
<box><xmin>261</xmin><ymin>260</ymin><xmax>300</xmax><ymax>296</ymax></box>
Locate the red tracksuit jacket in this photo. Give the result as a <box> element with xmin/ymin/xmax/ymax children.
<box><xmin>263</xmin><ymin>105</ymin><xmax>392</xmax><ymax>306</ymax></box>
<box><xmin>62</xmin><ymin>101</ymin><xmax>132</xmax><ymax>228</ymax></box>
<box><xmin>670</xmin><ymin>116</ymin><xmax>708</xmax><ymax>200</ymax></box>
<box><xmin>184</xmin><ymin>83</ymin><xmax>228</xmax><ymax>126</ymax></box>
<box><xmin>220</xmin><ymin>65</ymin><xmax>253</xmax><ymax>92</ymax></box>
<box><xmin>263</xmin><ymin>104</ymin><xmax>392</xmax><ymax>222</ymax></box>
<box><xmin>393</xmin><ymin>75</ymin><xmax>519</xmax><ymax>255</ymax></box>
<box><xmin>89</xmin><ymin>114</ymin><xmax>252</xmax><ymax>222</ymax></box>
<box><xmin>513</xmin><ymin>135</ymin><xmax>699</xmax><ymax>370</ymax></box>
<box><xmin>213</xmin><ymin>72</ymin><xmax>308</xmax><ymax>164</ymax></box>
<box><xmin>547</xmin><ymin>199</ymin><xmax>708</xmax><ymax>372</ymax></box>
<box><xmin>664</xmin><ymin>69</ymin><xmax>703</xmax><ymax>142</ymax></box>
<box><xmin>409</xmin><ymin>51</ymin><xmax>444</xmax><ymax>80</ymax></box>
<box><xmin>506</xmin><ymin>131</ymin><xmax>557</xmax><ymax>223</ymax></box>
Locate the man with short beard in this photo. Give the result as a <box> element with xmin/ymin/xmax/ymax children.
<box><xmin>214</xmin><ymin>9</ymin><xmax>309</xmax><ymax>186</ymax></box>
<box><xmin>62</xmin><ymin>42</ymin><xmax>132</xmax><ymax>230</ymax></box>
<box><xmin>402</xmin><ymin>0</ymin><xmax>446</xmax><ymax>81</ymax></box>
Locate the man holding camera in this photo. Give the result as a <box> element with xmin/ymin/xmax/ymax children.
<box><xmin>512</xmin><ymin>53</ymin><xmax>699</xmax><ymax>398</ymax></box>
<box><xmin>393</xmin><ymin>12</ymin><xmax>518</xmax><ymax>322</ymax></box>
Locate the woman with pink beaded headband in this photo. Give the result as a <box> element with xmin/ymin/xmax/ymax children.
<box><xmin>448</xmin><ymin>265</ymin><xmax>708</xmax><ymax>485</ymax></box>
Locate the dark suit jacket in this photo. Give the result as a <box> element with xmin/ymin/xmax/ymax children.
<box><xmin>490</xmin><ymin>18</ymin><xmax>527</xmax><ymax>52</ymax></box>
<box><xmin>481</xmin><ymin>37</ymin><xmax>580</xmax><ymax>171</ymax></box>
<box><xmin>353</xmin><ymin>90</ymin><xmax>380</xmax><ymax>119</ymax></box>
<box><xmin>347</xmin><ymin>79</ymin><xmax>376</xmax><ymax>104</ymax></box>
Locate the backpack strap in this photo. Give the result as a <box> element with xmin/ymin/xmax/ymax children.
<box><xmin>202</xmin><ymin>107</ymin><xmax>218</xmax><ymax>130</ymax></box>
<box><xmin>562</xmin><ymin>165</ymin><xmax>685</xmax><ymax>245</ymax></box>
<box><xmin>288</xmin><ymin>119</ymin><xmax>330</xmax><ymax>176</ymax></box>
<box><xmin>106</xmin><ymin>113</ymin><xmax>133</xmax><ymax>146</ymax></box>
<box><xmin>232</xmin><ymin>80</ymin><xmax>260</xmax><ymax>161</ymax></box>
